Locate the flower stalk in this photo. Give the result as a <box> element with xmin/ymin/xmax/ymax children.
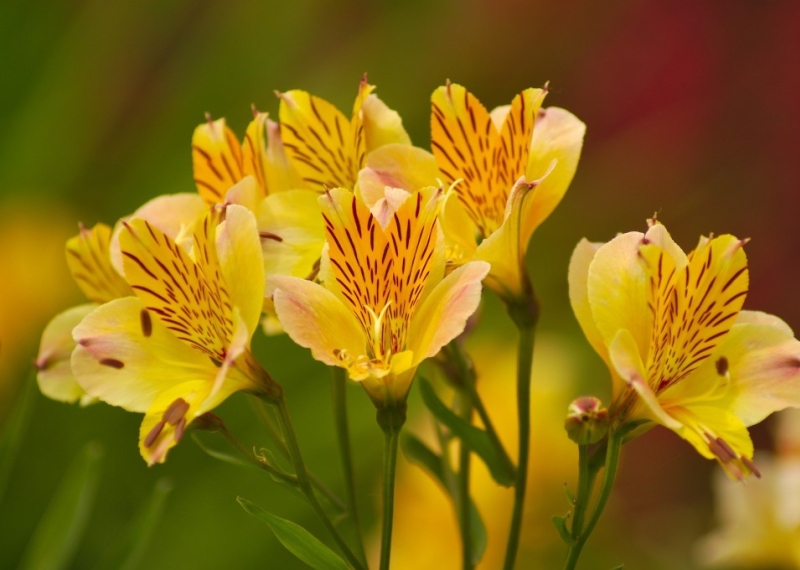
<box><xmin>377</xmin><ymin>403</ymin><xmax>407</xmax><ymax>570</ymax></box>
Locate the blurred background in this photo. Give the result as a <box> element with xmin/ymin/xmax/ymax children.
<box><xmin>1</xmin><ymin>0</ymin><xmax>799</xmax><ymax>568</ymax></box>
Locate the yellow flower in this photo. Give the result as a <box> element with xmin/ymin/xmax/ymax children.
<box><xmin>270</xmin><ymin>187</ymin><xmax>489</xmax><ymax>408</ymax></box>
<box><xmin>359</xmin><ymin>82</ymin><xmax>585</xmax><ymax>302</ymax></box>
<box><xmin>569</xmin><ymin>220</ymin><xmax>800</xmax><ymax>479</ymax></box>
<box><xmin>37</xmin><ymin>222</ymin><xmax>134</xmax><ymax>404</ymax></box>
<box><xmin>277</xmin><ymin>76</ymin><xmax>410</xmax><ymax>192</ymax></box>
<box><xmin>71</xmin><ymin>205</ymin><xmax>279</xmax><ymax>464</ymax></box>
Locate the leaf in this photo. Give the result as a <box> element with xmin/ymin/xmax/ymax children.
<box><xmin>564</xmin><ymin>484</ymin><xmax>576</xmax><ymax>506</ymax></box>
<box><xmin>0</xmin><ymin>372</ymin><xmax>37</xmax><ymax>506</ymax></box>
<box><xmin>19</xmin><ymin>442</ymin><xmax>103</xmax><ymax>570</ymax></box>
<box><xmin>418</xmin><ymin>379</ymin><xmax>515</xmax><ymax>486</ymax></box>
<box><xmin>192</xmin><ymin>432</ymin><xmax>253</xmax><ymax>469</ymax></box>
<box><xmin>237</xmin><ymin>497</ymin><xmax>351</xmax><ymax>570</ymax></box>
<box><xmin>92</xmin><ymin>478</ymin><xmax>173</xmax><ymax>570</ymax></box>
<box><xmin>552</xmin><ymin>514</ymin><xmax>573</xmax><ymax>546</ymax></box>
<box><xmin>402</xmin><ymin>434</ymin><xmax>487</xmax><ymax>564</ymax></box>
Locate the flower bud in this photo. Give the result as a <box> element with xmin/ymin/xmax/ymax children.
<box><xmin>565</xmin><ymin>396</ymin><xmax>608</xmax><ymax>445</ymax></box>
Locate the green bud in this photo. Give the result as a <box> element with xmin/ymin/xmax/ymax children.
<box><xmin>565</xmin><ymin>396</ymin><xmax>608</xmax><ymax>445</ymax></box>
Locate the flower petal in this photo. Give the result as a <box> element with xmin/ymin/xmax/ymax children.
<box><xmin>71</xmin><ymin>297</ymin><xmax>218</xmax><ymax>413</ymax></box>
<box><xmin>519</xmin><ymin>107</ymin><xmax>585</xmax><ymax>246</ymax></box>
<box><xmin>37</xmin><ymin>304</ymin><xmax>97</xmax><ymax>404</ymax></box>
<box><xmin>264</xmin><ymin>117</ymin><xmax>303</xmax><ymax>193</ymax></box>
<box><xmin>216</xmin><ymin>204</ymin><xmax>265</xmax><ymax>337</ymax></box>
<box><xmin>568</xmin><ymin>239</ymin><xmax>607</xmax><ymax>363</ymax></box>
<box><xmin>192</xmin><ymin>116</ymin><xmax>245</xmax><ymax>203</ymax></box>
<box><xmin>357</xmin><ymin>144</ymin><xmax>440</xmax><ymax>209</ymax></box>
<box><xmin>271</xmin><ymin>276</ymin><xmax>365</xmax><ymax>368</ymax></box>
<box><xmin>407</xmin><ymin>261</ymin><xmax>489</xmax><ymax>364</ymax></box>
<box><xmin>241</xmin><ymin>112</ymin><xmax>270</xmax><ymax>195</ymax></box>
<box><xmin>588</xmin><ymin>231</ymin><xmax>650</xmax><ymax>358</ymax></box>
<box><xmin>66</xmin><ymin>223</ymin><xmax>132</xmax><ymax>304</ymax></box>
<box><xmin>361</xmin><ymin>94</ymin><xmax>411</xmax><ymax>150</ymax></box>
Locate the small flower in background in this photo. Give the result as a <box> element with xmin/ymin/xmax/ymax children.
<box><xmin>270</xmin><ymin>186</ymin><xmax>489</xmax><ymax>409</ymax></box>
<box><xmin>358</xmin><ymin>82</ymin><xmax>585</xmax><ymax>302</ymax></box>
<box><xmin>569</xmin><ymin>219</ymin><xmax>800</xmax><ymax>479</ymax></box>
<box><xmin>72</xmin><ymin>205</ymin><xmax>279</xmax><ymax>464</ymax></box>
<box><xmin>389</xmin><ymin>334</ymin><xmax>580</xmax><ymax>568</ymax></box>
<box><xmin>697</xmin><ymin>409</ymin><xmax>800</xmax><ymax>568</ymax></box>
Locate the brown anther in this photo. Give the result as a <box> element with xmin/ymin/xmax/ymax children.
<box><xmin>163</xmin><ymin>398</ymin><xmax>190</xmax><ymax>426</ymax></box>
<box><xmin>174</xmin><ymin>417</ymin><xmax>187</xmax><ymax>442</ymax></box>
<box><xmin>99</xmin><ymin>358</ymin><xmax>124</xmax><ymax>369</ymax></box>
<box><xmin>140</xmin><ymin>309</ymin><xmax>153</xmax><ymax>338</ymax></box>
<box><xmin>715</xmin><ymin>356</ymin><xmax>729</xmax><ymax>376</ymax></box>
<box><xmin>741</xmin><ymin>456</ymin><xmax>761</xmax><ymax>478</ymax></box>
<box><xmin>145</xmin><ymin>420</ymin><xmax>166</xmax><ymax>447</ymax></box>
<box><xmin>706</xmin><ymin>433</ymin><xmax>736</xmax><ymax>463</ymax></box>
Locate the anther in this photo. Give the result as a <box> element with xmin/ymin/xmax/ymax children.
<box><xmin>145</xmin><ymin>420</ymin><xmax>166</xmax><ymax>447</ymax></box>
<box><xmin>163</xmin><ymin>398</ymin><xmax>190</xmax><ymax>425</ymax></box>
<box><xmin>741</xmin><ymin>456</ymin><xmax>761</xmax><ymax>478</ymax></box>
<box><xmin>174</xmin><ymin>417</ymin><xmax>187</xmax><ymax>442</ymax></box>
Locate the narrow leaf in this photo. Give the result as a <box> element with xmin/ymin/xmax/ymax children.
<box><xmin>237</xmin><ymin>496</ymin><xmax>351</xmax><ymax>570</ymax></box>
<box><xmin>402</xmin><ymin>434</ymin><xmax>487</xmax><ymax>564</ymax></box>
<box><xmin>552</xmin><ymin>514</ymin><xmax>573</xmax><ymax>546</ymax></box>
<box><xmin>19</xmin><ymin>442</ymin><xmax>103</xmax><ymax>570</ymax></box>
<box><xmin>0</xmin><ymin>372</ymin><xmax>37</xmax><ymax>506</ymax></box>
<box><xmin>92</xmin><ymin>478</ymin><xmax>173</xmax><ymax>570</ymax></box>
<box><xmin>419</xmin><ymin>379</ymin><xmax>515</xmax><ymax>486</ymax></box>
<box><xmin>192</xmin><ymin>432</ymin><xmax>253</xmax><ymax>469</ymax></box>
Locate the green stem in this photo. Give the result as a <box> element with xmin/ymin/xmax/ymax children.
<box><xmin>502</xmin><ymin>319</ymin><xmax>536</xmax><ymax>570</ymax></box>
<box><xmin>331</xmin><ymin>368</ymin><xmax>368</xmax><ymax>566</ymax></box>
<box><xmin>563</xmin><ymin>430</ymin><xmax>623</xmax><ymax>570</ymax></box>
<box><xmin>273</xmin><ymin>394</ymin><xmax>365</xmax><ymax>570</ymax></box>
<box><xmin>217</xmin><ymin>422</ymin><xmax>299</xmax><ymax>487</ymax></box>
<box><xmin>569</xmin><ymin>445</ymin><xmax>591</xmax><ymax>539</ymax></box>
<box><xmin>456</xmin><ymin>391</ymin><xmax>474</xmax><ymax>570</ymax></box>
<box><xmin>379</xmin><ymin>424</ymin><xmax>400</xmax><ymax>570</ymax></box>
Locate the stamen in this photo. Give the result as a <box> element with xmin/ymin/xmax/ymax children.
<box><xmin>741</xmin><ymin>456</ymin><xmax>761</xmax><ymax>478</ymax></box>
<box><xmin>99</xmin><ymin>358</ymin><xmax>124</xmax><ymax>369</ymax></box>
<box><xmin>163</xmin><ymin>398</ymin><xmax>190</xmax><ymax>425</ymax></box>
<box><xmin>174</xmin><ymin>417</ymin><xmax>187</xmax><ymax>442</ymax></box>
<box><xmin>145</xmin><ymin>420</ymin><xmax>166</xmax><ymax>447</ymax></box>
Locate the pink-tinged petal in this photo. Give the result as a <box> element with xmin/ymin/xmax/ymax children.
<box><xmin>66</xmin><ymin>223</ymin><xmax>132</xmax><ymax>304</ymax></box>
<box><xmin>110</xmin><ymin>194</ymin><xmax>208</xmax><ymax>275</ymax></box>
<box><xmin>588</xmin><ymin>231</ymin><xmax>651</xmax><ymax>358</ymax></box>
<box><xmin>519</xmin><ymin>107</ymin><xmax>585</xmax><ymax>247</ymax></box>
<box><xmin>216</xmin><ymin>204</ymin><xmax>265</xmax><ymax>337</ymax></box>
<box><xmin>735</xmin><ymin>310</ymin><xmax>794</xmax><ymax>336</ymax></box>
<box><xmin>258</xmin><ymin>189</ymin><xmax>325</xmax><ymax>280</ymax></box>
<box><xmin>568</xmin><ymin>239</ymin><xmax>608</xmax><ymax>364</ymax></box>
<box><xmin>643</xmin><ymin>222</ymin><xmax>689</xmax><ymax>269</ymax></box>
<box><xmin>37</xmin><ymin>304</ymin><xmax>97</xmax><ymax>404</ymax></box>
<box><xmin>369</xmin><ymin>186</ymin><xmax>411</xmax><ymax>229</ymax></box>
<box><xmin>361</xmin><ymin>94</ymin><xmax>411</xmax><ymax>150</ymax></box>
<box><xmin>71</xmin><ymin>297</ymin><xmax>218</xmax><ymax>413</ymax></box>
<box><xmin>357</xmin><ymin>144</ymin><xmax>440</xmax><ymax>209</ymax></box>
<box><xmin>271</xmin><ymin>276</ymin><xmax>365</xmax><ymax>368</ymax></box>
<box><xmin>223</xmin><ymin>176</ymin><xmax>261</xmax><ymax>213</ymax></box>
<box><xmin>407</xmin><ymin>261</ymin><xmax>490</xmax><ymax>364</ymax></box>
<box><xmin>264</xmin><ymin>118</ymin><xmax>303</xmax><ymax>193</ymax></box>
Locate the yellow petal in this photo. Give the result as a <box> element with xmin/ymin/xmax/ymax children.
<box><xmin>223</xmin><ymin>176</ymin><xmax>261</xmax><ymax>214</ymax></box>
<box><xmin>241</xmin><ymin>112</ymin><xmax>270</xmax><ymax>195</ymax></box>
<box><xmin>407</xmin><ymin>261</ymin><xmax>489</xmax><ymax>364</ymax></box>
<box><xmin>439</xmin><ymin>190</ymin><xmax>479</xmax><ymax>262</ymax></box>
<box><xmin>520</xmin><ymin>107</ymin><xmax>585</xmax><ymax>245</ymax></box>
<box><xmin>361</xmin><ymin>93</ymin><xmax>411</xmax><ymax>150</ymax></box>
<box><xmin>587</xmin><ymin>231</ymin><xmax>651</xmax><ymax>358</ymax></box>
<box><xmin>37</xmin><ymin>304</ymin><xmax>97</xmax><ymax>404</ymax></box>
<box><xmin>120</xmin><ymin>209</ymin><xmax>238</xmax><ymax>361</ymax></box>
<box><xmin>71</xmin><ymin>297</ymin><xmax>219</xmax><ymax>413</ymax></box>
<box><xmin>258</xmin><ymin>189</ymin><xmax>325</xmax><ymax>279</ymax></box>
<box><xmin>192</xmin><ymin>116</ymin><xmax>245</xmax><ymax>203</ymax></box>
<box><xmin>568</xmin><ymin>239</ymin><xmax>608</xmax><ymax>364</ymax></box>
<box><xmin>264</xmin><ymin>117</ymin><xmax>303</xmax><ymax>193</ymax></box>
<box><xmin>279</xmin><ymin>89</ymin><xmax>360</xmax><ymax>190</ymax></box>
<box><xmin>270</xmin><ymin>275</ymin><xmax>365</xmax><ymax>368</ymax></box>
<box><xmin>216</xmin><ymin>204</ymin><xmax>265</xmax><ymax>337</ymax></box>
<box><xmin>357</xmin><ymin>144</ymin><xmax>440</xmax><ymax>209</ymax></box>
<box><xmin>109</xmin><ymin>194</ymin><xmax>208</xmax><ymax>275</ymax></box>
<box><xmin>66</xmin><ymin>223</ymin><xmax>132</xmax><ymax>304</ymax></box>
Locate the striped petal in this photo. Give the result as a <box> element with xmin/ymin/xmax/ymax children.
<box><xmin>66</xmin><ymin>223</ymin><xmax>132</xmax><ymax>304</ymax></box>
<box><xmin>192</xmin><ymin>116</ymin><xmax>245</xmax><ymax>203</ymax></box>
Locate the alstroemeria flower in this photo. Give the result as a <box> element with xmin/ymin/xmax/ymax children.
<box><xmin>37</xmin><ymin>223</ymin><xmax>133</xmax><ymax>404</ymax></box>
<box><xmin>569</xmin><ymin>220</ymin><xmax>800</xmax><ymax>479</ymax></box>
<box><xmin>277</xmin><ymin>76</ymin><xmax>411</xmax><ymax>193</ymax></box>
<box><xmin>359</xmin><ymin>82</ymin><xmax>585</xmax><ymax>302</ymax></box>
<box><xmin>270</xmin><ymin>187</ymin><xmax>489</xmax><ymax>408</ymax></box>
<box><xmin>72</xmin><ymin>205</ymin><xmax>279</xmax><ymax>464</ymax></box>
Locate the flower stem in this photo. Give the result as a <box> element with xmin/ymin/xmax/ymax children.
<box><xmin>377</xmin><ymin>405</ymin><xmax>406</xmax><ymax>570</ymax></box>
<box><xmin>273</xmin><ymin>394</ymin><xmax>365</xmax><ymax>570</ymax></box>
<box><xmin>456</xmin><ymin>390</ymin><xmax>474</xmax><ymax>570</ymax></box>
<box><xmin>331</xmin><ymin>367</ymin><xmax>368</xmax><ymax>566</ymax></box>
<box><xmin>502</xmin><ymin>318</ymin><xmax>536</xmax><ymax>570</ymax></box>
<box><xmin>563</xmin><ymin>429</ymin><xmax>623</xmax><ymax>570</ymax></box>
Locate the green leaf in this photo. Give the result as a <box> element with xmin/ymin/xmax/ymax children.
<box><xmin>0</xmin><ymin>372</ymin><xmax>37</xmax><ymax>506</ymax></box>
<box><xmin>92</xmin><ymin>478</ymin><xmax>173</xmax><ymax>570</ymax></box>
<box><xmin>19</xmin><ymin>442</ymin><xmax>103</xmax><ymax>570</ymax></box>
<box><xmin>418</xmin><ymin>379</ymin><xmax>515</xmax><ymax>486</ymax></box>
<box><xmin>552</xmin><ymin>514</ymin><xmax>573</xmax><ymax>546</ymax></box>
<box><xmin>564</xmin><ymin>484</ymin><xmax>576</xmax><ymax>506</ymax></box>
<box><xmin>237</xmin><ymin>497</ymin><xmax>351</xmax><ymax>570</ymax></box>
<box><xmin>402</xmin><ymin>434</ymin><xmax>487</xmax><ymax>564</ymax></box>
<box><xmin>192</xmin><ymin>432</ymin><xmax>254</xmax><ymax>469</ymax></box>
